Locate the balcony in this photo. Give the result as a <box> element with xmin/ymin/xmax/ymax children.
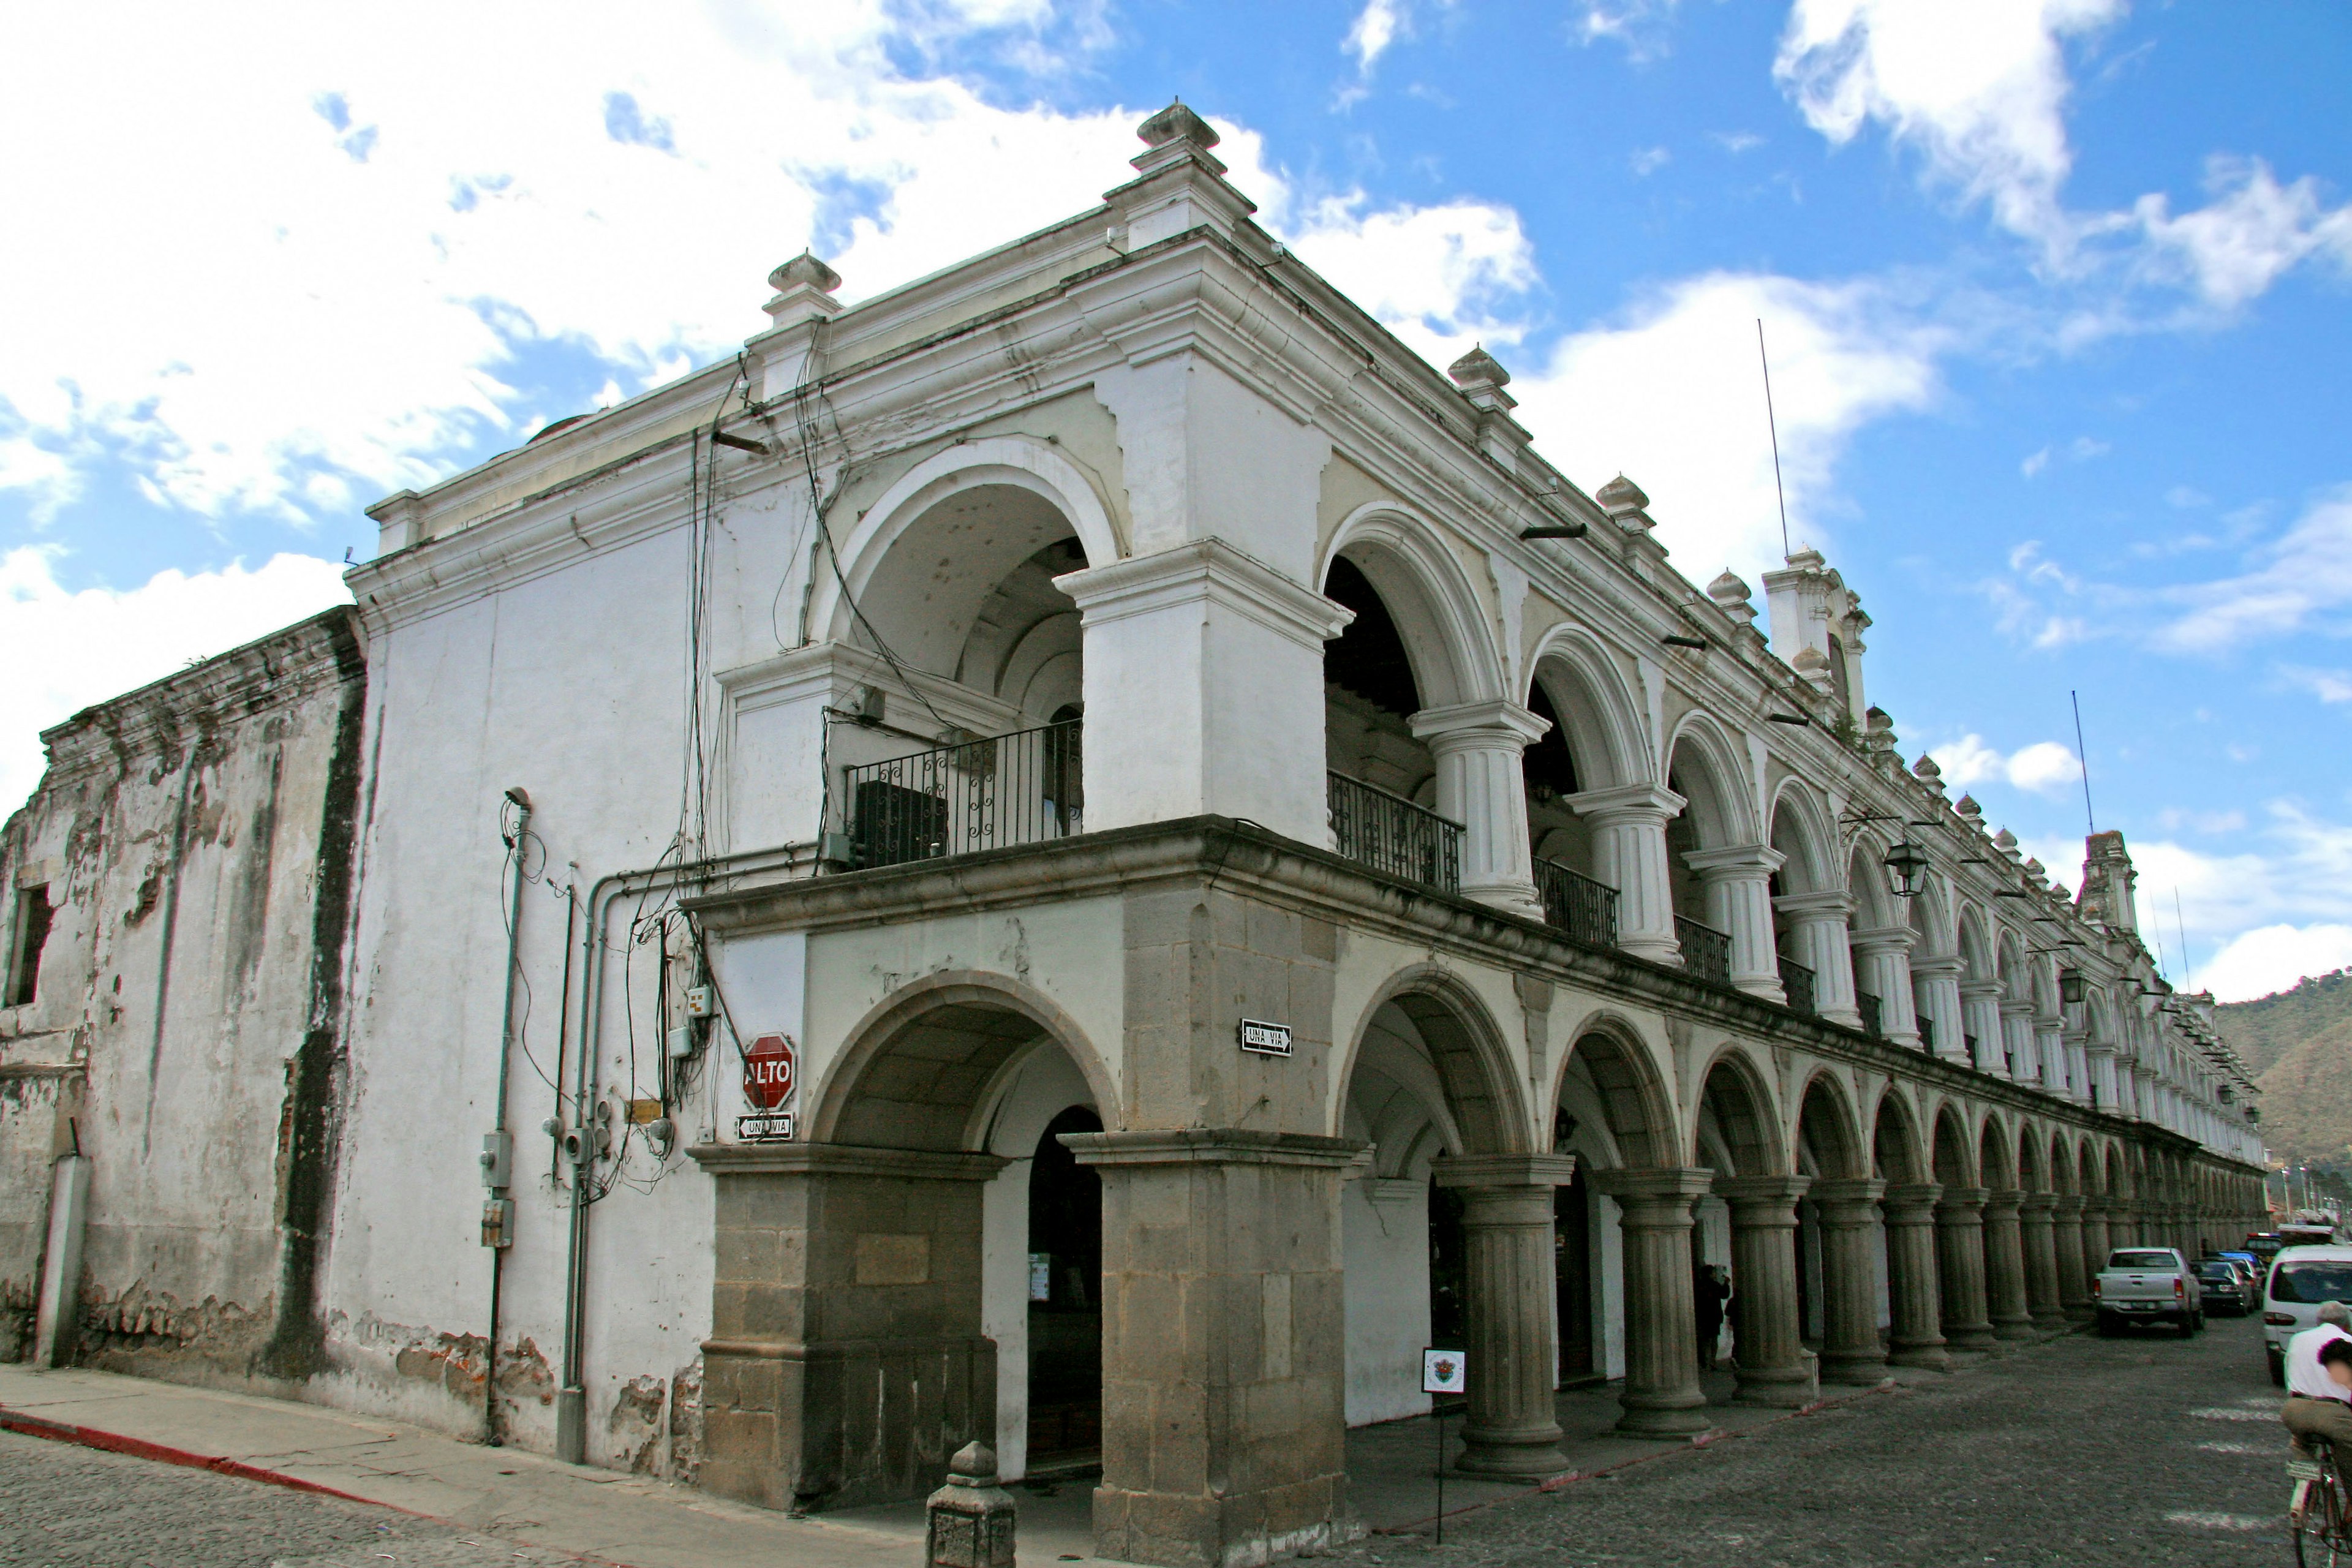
<box><xmin>1327</xmin><ymin>772</ymin><xmax>1462</xmax><ymax>894</ymax></box>
<box><xmin>1778</xmin><ymin>955</ymin><xmax>1816</xmax><ymax>1016</ymax></box>
<box><xmin>1675</xmin><ymin>915</ymin><xmax>1732</xmax><ymax>988</ymax></box>
<box><xmin>842</xmin><ymin>718</ymin><xmax>1083</xmax><ymax>870</ymax></box>
<box><xmin>1534</xmin><ymin>858</ymin><xmax>1618</xmax><ymax>950</ymax></box>
<box><xmin>1857</xmin><ymin>991</ymin><xmax>1884</xmax><ymax>1040</ymax></box>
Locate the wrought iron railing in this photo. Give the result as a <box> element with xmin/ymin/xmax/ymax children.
<box><xmin>1534</xmin><ymin>858</ymin><xmax>1618</xmax><ymax>949</ymax></box>
<box><xmin>1857</xmin><ymin>991</ymin><xmax>1883</xmax><ymax>1039</ymax></box>
<box><xmin>1327</xmin><ymin>772</ymin><xmax>1461</xmax><ymax>893</ymax></box>
<box><xmin>1917</xmin><ymin>1013</ymin><xmax>1937</xmax><ymax>1054</ymax></box>
<box><xmin>1779</xmin><ymin>955</ymin><xmax>1816</xmax><ymax>1016</ymax></box>
<box><xmin>1675</xmin><ymin>915</ymin><xmax>1732</xmax><ymax>987</ymax></box>
<box><xmin>842</xmin><ymin>718</ymin><xmax>1083</xmax><ymax>870</ymax></box>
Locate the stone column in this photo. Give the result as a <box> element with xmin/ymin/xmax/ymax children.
<box><xmin>1960</xmin><ymin>981</ymin><xmax>2008</xmax><ymax>1080</ymax></box>
<box><xmin>2036</xmin><ymin>1017</ymin><xmax>2068</xmax><ymax>1097</ymax></box>
<box><xmin>2051</xmin><ymin>1194</ymin><xmax>2093</xmax><ymax>1320</ymax></box>
<box><xmin>1067</xmin><ymin>1130</ymin><xmax>1359</xmax><ymax>1568</ymax></box>
<box><xmin>2080</xmin><ymin>1200</ymin><xmax>2111</xmax><ymax>1279</ymax></box>
<box><xmin>1410</xmin><ymin>701</ymin><xmax>1548</xmax><ymax>918</ymax></box>
<box><xmin>1775</xmin><ymin>890</ymin><xmax>1861</xmax><ymax>1028</ymax></box>
<box><xmin>1812</xmin><ymin>1178</ymin><xmax>1890</xmax><ymax>1384</ymax></box>
<box><xmin>1909</xmin><ymin>956</ymin><xmax>1970</xmax><ymax>1064</ymax></box>
<box><xmin>2001</xmin><ymin>1001</ymin><xmax>2038</xmax><ymax>1084</ymax></box>
<box><xmin>1935</xmin><ymin>1187</ymin><xmax>1997</xmax><ymax>1351</ymax></box>
<box><xmin>1431</xmin><ymin>1154</ymin><xmax>1580</xmax><ymax>1478</ymax></box>
<box><xmin>1881</xmin><ymin>1183</ymin><xmax>1949</xmax><ymax>1370</ymax></box>
<box><xmin>1590</xmin><ymin>1169</ymin><xmax>1715</xmax><ymax>1437</ymax></box>
<box><xmin>1983</xmin><ymin>1189</ymin><xmax>2037</xmax><ymax>1341</ymax></box>
<box><xmin>1848</xmin><ymin>927</ymin><xmax>1921</xmax><ymax>1047</ymax></box>
<box><xmin>1714</xmin><ymin>1175</ymin><xmax>1816</xmax><ymax>1407</ymax></box>
<box><xmin>2018</xmin><ymin>1194</ymin><xmax>2066</xmax><ymax>1330</ymax></box>
<box><xmin>1567</xmin><ymin>784</ymin><xmax>1685</xmax><ymax>965</ymax></box>
<box><xmin>1683</xmin><ymin>845</ymin><xmax>1787</xmax><ymax>1001</ymax></box>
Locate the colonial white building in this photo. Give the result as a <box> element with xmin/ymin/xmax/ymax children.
<box><xmin>1</xmin><ymin>103</ymin><xmax>2264</xmax><ymax>1568</ymax></box>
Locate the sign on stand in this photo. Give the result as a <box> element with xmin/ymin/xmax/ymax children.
<box><xmin>738</xmin><ymin>1033</ymin><xmax>797</xmax><ymax>1142</ymax></box>
<box><xmin>1422</xmin><ymin>1348</ymin><xmax>1468</xmax><ymax>1543</ymax></box>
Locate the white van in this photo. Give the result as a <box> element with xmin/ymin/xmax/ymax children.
<box><xmin>2263</xmin><ymin>1244</ymin><xmax>2352</xmax><ymax>1385</ymax></box>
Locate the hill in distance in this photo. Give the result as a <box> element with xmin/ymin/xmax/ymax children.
<box><xmin>2217</xmin><ymin>968</ymin><xmax>2352</xmax><ymax>1164</ymax></box>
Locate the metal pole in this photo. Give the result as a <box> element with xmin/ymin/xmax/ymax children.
<box><xmin>484</xmin><ymin>786</ymin><xmax>530</xmax><ymax>1447</ymax></box>
<box><xmin>1434</xmin><ymin>1404</ymin><xmax>1444</xmax><ymax>1545</ymax></box>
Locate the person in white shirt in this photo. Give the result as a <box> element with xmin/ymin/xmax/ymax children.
<box><xmin>2284</xmin><ymin>1302</ymin><xmax>2352</xmax><ymax>1455</ymax></box>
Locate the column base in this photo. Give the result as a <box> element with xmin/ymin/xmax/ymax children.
<box><xmin>1992</xmin><ymin>1315</ymin><xmax>2038</xmax><ymax>1342</ymax></box>
<box><xmin>1817</xmin><ymin>1351</ymin><xmax>1890</xmax><ymax>1386</ymax></box>
<box><xmin>2061</xmin><ymin>1302</ymin><xmax>2096</xmax><ymax>1322</ymax></box>
<box><xmin>1613</xmin><ymin>1393</ymin><xmax>1714</xmax><ymax>1438</ymax></box>
<box><xmin>1732</xmin><ymin>1357</ymin><xmax>1819</xmax><ymax>1408</ymax></box>
<box><xmin>1455</xmin><ymin>1422</ymin><xmax>1571</xmax><ymax>1479</ymax></box>
<box><xmin>2031</xmin><ymin>1308</ymin><xmax>2070</xmax><ymax>1332</ymax></box>
<box><xmin>1942</xmin><ymin>1324</ymin><xmax>1998</xmax><ymax>1351</ymax></box>
<box><xmin>1888</xmin><ymin>1341</ymin><xmax>1952</xmax><ymax>1373</ymax></box>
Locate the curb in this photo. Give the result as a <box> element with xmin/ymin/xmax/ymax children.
<box><xmin>0</xmin><ymin>1402</ymin><xmax>386</xmax><ymax>1507</ymax></box>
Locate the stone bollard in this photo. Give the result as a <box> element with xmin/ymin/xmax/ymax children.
<box><xmin>925</xmin><ymin>1441</ymin><xmax>1016</xmax><ymax>1568</ymax></box>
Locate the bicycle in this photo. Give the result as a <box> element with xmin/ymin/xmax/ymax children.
<box><xmin>2291</xmin><ymin>1436</ymin><xmax>2352</xmax><ymax>1566</ymax></box>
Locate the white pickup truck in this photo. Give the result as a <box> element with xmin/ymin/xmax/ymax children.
<box><xmin>2092</xmin><ymin>1246</ymin><xmax>2204</xmax><ymax>1336</ymax></box>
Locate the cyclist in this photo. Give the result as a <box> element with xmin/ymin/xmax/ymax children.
<box><xmin>2285</xmin><ymin>1305</ymin><xmax>2352</xmax><ymax>1455</ymax></box>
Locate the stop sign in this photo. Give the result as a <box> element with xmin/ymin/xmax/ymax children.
<box><xmin>743</xmin><ymin>1035</ymin><xmax>796</xmax><ymax>1109</ymax></box>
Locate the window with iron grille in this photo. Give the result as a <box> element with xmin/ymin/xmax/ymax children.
<box><xmin>6</xmin><ymin>884</ymin><xmax>53</xmax><ymax>1008</ymax></box>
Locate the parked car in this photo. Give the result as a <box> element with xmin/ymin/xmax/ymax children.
<box><xmin>2195</xmin><ymin>1259</ymin><xmax>2250</xmax><ymax>1316</ymax></box>
<box><xmin>2264</xmin><ymin>1245</ymin><xmax>2352</xmax><ymax>1385</ymax></box>
<box><xmin>2092</xmin><ymin>1246</ymin><xmax>2203</xmax><ymax>1336</ymax></box>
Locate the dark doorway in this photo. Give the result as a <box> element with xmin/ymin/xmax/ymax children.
<box><xmin>1027</xmin><ymin>1104</ymin><xmax>1103</xmax><ymax>1471</ymax></box>
<box><xmin>1428</xmin><ymin>1183</ymin><xmax>1468</xmax><ymax>1350</ymax></box>
<box><xmin>1555</xmin><ymin>1168</ymin><xmax>1594</xmax><ymax>1380</ymax></box>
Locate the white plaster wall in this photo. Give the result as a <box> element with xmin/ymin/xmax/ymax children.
<box><xmin>1342</xmin><ymin>1177</ymin><xmax>1432</xmax><ymax>1425</ymax></box>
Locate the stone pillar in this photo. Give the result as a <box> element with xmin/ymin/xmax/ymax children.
<box><xmin>1983</xmin><ymin>1189</ymin><xmax>2036</xmax><ymax>1341</ymax></box>
<box><xmin>1684</xmin><ymin>845</ymin><xmax>1787</xmax><ymax>1001</ymax></box>
<box><xmin>1909</xmin><ymin>956</ymin><xmax>1970</xmax><ymax>1064</ymax></box>
<box><xmin>2052</xmin><ymin>1194</ymin><xmax>2093</xmax><ymax>1320</ymax></box>
<box><xmin>1714</xmin><ymin>1175</ymin><xmax>1816</xmax><ymax>1407</ymax></box>
<box><xmin>1849</xmin><ymin>927</ymin><xmax>1921</xmax><ymax>1047</ymax></box>
<box><xmin>2036</xmin><ymin>1017</ymin><xmax>2068</xmax><ymax>1096</ymax></box>
<box><xmin>692</xmin><ymin>1142</ymin><xmax>1007</xmax><ymax>1513</ymax></box>
<box><xmin>1935</xmin><ymin>1187</ymin><xmax>1997</xmax><ymax>1351</ymax></box>
<box><xmin>2018</xmin><ymin>1194</ymin><xmax>2066</xmax><ymax>1330</ymax></box>
<box><xmin>1590</xmin><ymin>1169</ymin><xmax>1714</xmax><ymax>1437</ymax></box>
<box><xmin>1431</xmin><ymin>1154</ymin><xmax>1580</xmax><ymax>1478</ymax></box>
<box><xmin>1411</xmin><ymin>701</ymin><xmax>1548</xmax><ymax>918</ymax></box>
<box><xmin>1960</xmin><ymin>981</ymin><xmax>2008</xmax><ymax>1080</ymax></box>
<box><xmin>2001</xmin><ymin>1001</ymin><xmax>2038</xmax><ymax>1084</ymax></box>
<box><xmin>1567</xmin><ymin>784</ymin><xmax>1685</xmax><ymax>965</ymax></box>
<box><xmin>1881</xmin><ymin>1183</ymin><xmax>1949</xmax><ymax>1370</ymax></box>
<box><xmin>1812</xmin><ymin>1179</ymin><xmax>1890</xmax><ymax>1383</ymax></box>
<box><xmin>2080</xmin><ymin>1200</ymin><xmax>2111</xmax><ymax>1279</ymax></box>
<box><xmin>1066</xmin><ymin>1131</ymin><xmax>1358</xmax><ymax>1568</ymax></box>
<box><xmin>1776</xmin><ymin>891</ymin><xmax>1861</xmax><ymax>1028</ymax></box>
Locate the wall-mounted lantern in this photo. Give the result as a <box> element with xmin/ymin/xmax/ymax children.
<box><xmin>2060</xmin><ymin>969</ymin><xmax>2086</xmax><ymax>1005</ymax></box>
<box><xmin>1883</xmin><ymin>838</ymin><xmax>1930</xmax><ymax>899</ymax></box>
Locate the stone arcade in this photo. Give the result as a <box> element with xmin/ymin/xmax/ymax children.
<box><xmin>0</xmin><ymin>104</ymin><xmax>2266</xmax><ymax>1568</ymax></box>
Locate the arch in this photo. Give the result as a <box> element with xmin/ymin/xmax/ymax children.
<box><xmin>1766</xmin><ymin>779</ymin><xmax>1840</xmax><ymax>895</ymax></box>
<box><xmin>1870</xmin><ymin>1084</ymin><xmax>1928</xmax><ymax>1185</ymax></box>
<box><xmin>1336</xmin><ymin>965</ymin><xmax>1529</xmax><ymax>1156</ymax></box>
<box><xmin>1554</xmin><ymin>1016</ymin><xmax>1679</xmax><ymax>1170</ymax></box>
<box><xmin>2048</xmin><ymin>1131</ymin><xmax>2076</xmax><ymax>1195</ymax></box>
<box><xmin>1955</xmin><ymin>904</ymin><xmax>1996</xmax><ymax>984</ymax></box>
<box><xmin>1692</xmin><ymin>1044</ymin><xmax>1786</xmax><ymax>1177</ymax></box>
<box><xmin>1932</xmin><ymin>1104</ymin><xmax>1975</xmax><ymax>1187</ymax></box>
<box><xmin>1523</xmin><ymin>623</ymin><xmax>1649</xmax><ymax>793</ymax></box>
<box><xmin>2078</xmin><ymin>1136</ymin><xmax>2104</xmax><ymax>1197</ymax></box>
<box><xmin>1663</xmin><ymin>710</ymin><xmax>1760</xmax><ymax>847</ymax></box>
<box><xmin>1977</xmin><ymin>1114</ymin><xmax>2018</xmax><ymax>1195</ymax></box>
<box><xmin>810</xmin><ymin>437</ymin><xmax>1120</xmax><ymax>660</ymax></box>
<box><xmin>1795</xmin><ymin>1071</ymin><xmax>1868</xmax><ymax>1180</ymax></box>
<box><xmin>1906</xmin><ymin>869</ymin><xmax>1958</xmax><ymax>954</ymax></box>
<box><xmin>1319</xmin><ymin>505</ymin><xmax>1505</xmax><ymax>709</ymax></box>
<box><xmin>1844</xmin><ymin>834</ymin><xmax>1899</xmax><ymax>936</ymax></box>
<box><xmin>809</xmin><ymin>969</ymin><xmax>1119</xmax><ymax>1151</ymax></box>
<box><xmin>2017</xmin><ymin>1123</ymin><xmax>2049</xmax><ymax>1193</ymax></box>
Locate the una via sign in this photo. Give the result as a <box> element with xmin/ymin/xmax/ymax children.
<box><xmin>1238</xmin><ymin>1019</ymin><xmax>1292</xmax><ymax>1057</ymax></box>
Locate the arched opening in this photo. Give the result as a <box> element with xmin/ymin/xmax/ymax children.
<box><xmin>1521</xmin><ymin>680</ymin><xmax>1588</xmax><ymax>873</ymax></box>
<box><xmin>1768</xmin><ymin>786</ymin><xmax>1838</xmax><ymax>1012</ymax></box>
<box><xmin>1793</xmin><ymin>1079</ymin><xmax>1865</xmax><ymax>1348</ymax></box>
<box><xmin>1695</xmin><ymin>1056</ymin><xmax>1779</xmax><ymax>1376</ymax></box>
<box><xmin>1322</xmin><ymin>555</ymin><xmax>1436</xmax><ymax>805</ymax></box>
<box><xmin>1024</xmin><ymin>1104</ymin><xmax>1104</xmax><ymax>1473</ymax></box>
<box><xmin>1664</xmin><ymin>725</ymin><xmax>1749</xmax><ymax>982</ymax></box>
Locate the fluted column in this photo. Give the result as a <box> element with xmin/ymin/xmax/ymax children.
<box><xmin>1812</xmin><ymin>1178</ymin><xmax>1889</xmax><ymax>1383</ymax></box>
<box><xmin>1590</xmin><ymin>1169</ymin><xmax>1714</xmax><ymax>1437</ymax></box>
<box><xmin>1715</xmin><ymin>1175</ymin><xmax>1815</xmax><ymax>1407</ymax></box>
<box><xmin>2079</xmin><ymin>1199</ymin><xmax>2111</xmax><ymax>1280</ymax></box>
<box><xmin>2035</xmin><ymin>1016</ymin><xmax>2068</xmax><ymax>1097</ymax></box>
<box><xmin>2052</xmin><ymin>1194</ymin><xmax>2092</xmax><ymax>1319</ymax></box>
<box><xmin>1849</xmin><ymin>926</ymin><xmax>1921</xmax><ymax>1047</ymax></box>
<box><xmin>1567</xmin><ymin>785</ymin><xmax>1684</xmax><ymax>965</ymax></box>
<box><xmin>1936</xmin><ymin>1187</ymin><xmax>1997</xmax><ymax>1350</ymax></box>
<box><xmin>1684</xmin><ymin>845</ymin><xmax>1786</xmax><ymax>1000</ymax></box>
<box><xmin>1910</xmin><ymin>956</ymin><xmax>1969</xmax><ymax>1064</ymax></box>
<box><xmin>1431</xmin><ymin>1155</ymin><xmax>1578</xmax><ymax>1477</ymax></box>
<box><xmin>2002</xmin><ymin>1001</ymin><xmax>2038</xmax><ymax>1085</ymax></box>
<box><xmin>2019</xmin><ymin>1193</ymin><xmax>2065</xmax><ymax>1330</ymax></box>
<box><xmin>1411</xmin><ymin>701</ymin><xmax>1547</xmax><ymax>918</ymax></box>
<box><xmin>1882</xmin><ymin>1183</ymin><xmax>1949</xmax><ymax>1370</ymax></box>
<box><xmin>1776</xmin><ymin>890</ymin><xmax>1861</xmax><ymax>1027</ymax></box>
<box><xmin>1983</xmin><ymin>1189</ymin><xmax>2035</xmax><ymax>1340</ymax></box>
<box><xmin>1960</xmin><ymin>981</ymin><xmax>2008</xmax><ymax>1080</ymax></box>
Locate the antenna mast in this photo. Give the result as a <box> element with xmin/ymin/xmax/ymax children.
<box><xmin>2070</xmin><ymin>690</ymin><xmax>2096</xmax><ymax>834</ymax></box>
<box><xmin>1757</xmin><ymin>319</ymin><xmax>1791</xmax><ymax>560</ymax></box>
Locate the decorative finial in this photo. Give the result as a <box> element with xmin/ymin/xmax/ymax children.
<box><xmin>763</xmin><ymin>249</ymin><xmax>844</xmax><ymax>331</ymax></box>
<box><xmin>1136</xmin><ymin>100</ymin><xmax>1220</xmax><ymax>152</ymax></box>
<box><xmin>1954</xmin><ymin>793</ymin><xmax>1982</xmax><ymax>821</ymax></box>
<box><xmin>1595</xmin><ymin>473</ymin><xmax>1649</xmax><ymax>516</ymax></box>
<box><xmin>767</xmin><ymin>250</ymin><xmax>842</xmax><ymax>295</ymax></box>
<box><xmin>1447</xmin><ymin>342</ymin><xmax>1511</xmax><ymax>390</ymax></box>
<box><xmin>1706</xmin><ymin>570</ymin><xmax>1752</xmax><ymax>608</ymax></box>
<box><xmin>1912</xmin><ymin>754</ymin><xmax>1943</xmax><ymax>782</ymax></box>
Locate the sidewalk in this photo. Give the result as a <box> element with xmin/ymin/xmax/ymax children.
<box><xmin>0</xmin><ymin>1357</ymin><xmax>1935</xmax><ymax>1565</ymax></box>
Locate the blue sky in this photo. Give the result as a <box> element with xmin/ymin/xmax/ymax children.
<box><xmin>4</xmin><ymin>0</ymin><xmax>2349</xmax><ymax>1000</ymax></box>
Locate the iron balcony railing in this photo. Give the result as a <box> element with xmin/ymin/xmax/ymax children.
<box><xmin>842</xmin><ymin>718</ymin><xmax>1083</xmax><ymax>870</ymax></box>
<box><xmin>1675</xmin><ymin>915</ymin><xmax>1732</xmax><ymax>988</ymax></box>
<box><xmin>1327</xmin><ymin>772</ymin><xmax>1461</xmax><ymax>894</ymax></box>
<box><xmin>1779</xmin><ymin>955</ymin><xmax>1816</xmax><ymax>1016</ymax></box>
<box><xmin>1917</xmin><ymin>1013</ymin><xmax>1938</xmax><ymax>1054</ymax></box>
<box><xmin>1534</xmin><ymin>858</ymin><xmax>1618</xmax><ymax>949</ymax></box>
<box><xmin>1857</xmin><ymin>991</ymin><xmax>1884</xmax><ymax>1039</ymax></box>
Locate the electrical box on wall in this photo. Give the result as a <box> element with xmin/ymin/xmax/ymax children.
<box><xmin>479</xmin><ymin>1130</ymin><xmax>513</xmax><ymax>1190</ymax></box>
<box><xmin>480</xmin><ymin>1197</ymin><xmax>514</xmax><ymax>1248</ymax></box>
<box><xmin>684</xmin><ymin>986</ymin><xmax>714</xmax><ymax>1018</ymax></box>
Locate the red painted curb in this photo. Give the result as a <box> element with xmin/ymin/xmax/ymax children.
<box><xmin>0</xmin><ymin>1403</ymin><xmax>386</xmax><ymax>1507</ymax></box>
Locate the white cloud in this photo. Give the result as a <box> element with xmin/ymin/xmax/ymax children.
<box><xmin>1712</xmin><ymin>130</ymin><xmax>1765</xmax><ymax>155</ymax></box>
<box><xmin>1630</xmin><ymin>146</ymin><xmax>1672</xmax><ymax>177</ymax></box>
<box><xmin>2280</xmin><ymin>666</ymin><xmax>2352</xmax><ymax>706</ymax></box>
<box><xmin>0</xmin><ymin>548</ymin><xmax>352</xmax><ymax>812</ymax></box>
<box><xmin>1926</xmin><ymin>733</ymin><xmax>2081</xmax><ymax>797</ymax></box>
<box><xmin>2021</xmin><ymin>446</ymin><xmax>2052</xmax><ymax>478</ymax></box>
<box><xmin>1573</xmin><ymin>0</ymin><xmax>1683</xmax><ymax>61</ymax></box>
<box><xmin>2199</xmin><ymin>925</ymin><xmax>2352</xmax><ymax>1005</ymax></box>
<box><xmin>1344</xmin><ymin>0</ymin><xmax>1406</xmax><ymax>75</ymax></box>
<box><xmin>1506</xmin><ymin>271</ymin><xmax>1948</xmax><ymax>581</ymax></box>
<box><xmin>2133</xmin><ymin>157</ymin><xmax>2352</xmax><ymax>311</ymax></box>
<box><xmin>1283</xmin><ymin>194</ymin><xmax>1540</xmax><ymax>368</ymax></box>
<box><xmin>2152</xmin><ymin>484</ymin><xmax>2352</xmax><ymax>654</ymax></box>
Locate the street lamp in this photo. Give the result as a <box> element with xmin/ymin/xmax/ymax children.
<box><xmin>1883</xmin><ymin>837</ymin><xmax>1930</xmax><ymax>898</ymax></box>
<box><xmin>2060</xmin><ymin>969</ymin><xmax>2085</xmax><ymax>1005</ymax></box>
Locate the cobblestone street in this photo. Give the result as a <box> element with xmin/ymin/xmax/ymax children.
<box><xmin>1342</xmin><ymin>1316</ymin><xmax>2290</xmax><ymax>1568</ymax></box>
